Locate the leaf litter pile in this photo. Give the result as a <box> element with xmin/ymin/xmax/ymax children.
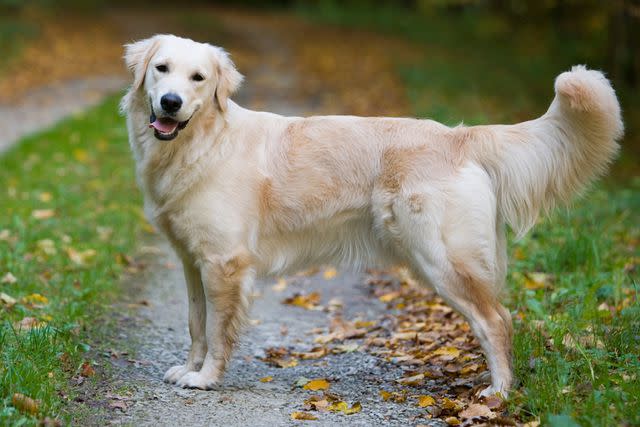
<box><xmin>261</xmin><ymin>268</ymin><xmax>527</xmax><ymax>426</ymax></box>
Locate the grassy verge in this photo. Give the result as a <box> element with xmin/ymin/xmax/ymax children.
<box><xmin>508</xmin><ymin>184</ymin><xmax>639</xmax><ymax>425</ymax></box>
<box><xmin>0</xmin><ymin>96</ymin><xmax>145</xmax><ymax>425</ymax></box>
<box><xmin>297</xmin><ymin>3</ymin><xmax>640</xmax><ymax>425</ymax></box>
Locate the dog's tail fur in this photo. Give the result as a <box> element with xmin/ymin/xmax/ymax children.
<box><xmin>465</xmin><ymin>65</ymin><xmax>623</xmax><ymax>238</ymax></box>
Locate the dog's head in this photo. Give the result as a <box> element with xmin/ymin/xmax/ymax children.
<box><xmin>123</xmin><ymin>34</ymin><xmax>243</xmax><ymax>141</ymax></box>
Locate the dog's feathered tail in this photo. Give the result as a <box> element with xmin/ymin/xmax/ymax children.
<box><xmin>465</xmin><ymin>65</ymin><xmax>624</xmax><ymax>238</ymax></box>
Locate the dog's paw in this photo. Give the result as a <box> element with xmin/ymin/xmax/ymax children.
<box><xmin>176</xmin><ymin>371</ymin><xmax>218</xmax><ymax>390</ymax></box>
<box><xmin>479</xmin><ymin>385</ymin><xmax>508</xmax><ymax>399</ymax></box>
<box><xmin>163</xmin><ymin>365</ymin><xmax>191</xmax><ymax>384</ymax></box>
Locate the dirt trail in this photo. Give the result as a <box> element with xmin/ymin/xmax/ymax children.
<box><xmin>99</xmin><ymin>17</ymin><xmax>444</xmax><ymax>427</ymax></box>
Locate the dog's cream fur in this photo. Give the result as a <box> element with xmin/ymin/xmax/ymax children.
<box><xmin>122</xmin><ymin>34</ymin><xmax>623</xmax><ymax>396</ymax></box>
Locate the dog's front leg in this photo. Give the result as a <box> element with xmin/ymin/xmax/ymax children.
<box><xmin>177</xmin><ymin>250</ymin><xmax>253</xmax><ymax>390</ymax></box>
<box><xmin>164</xmin><ymin>259</ymin><xmax>207</xmax><ymax>384</ymax></box>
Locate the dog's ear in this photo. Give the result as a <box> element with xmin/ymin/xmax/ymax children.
<box><xmin>209</xmin><ymin>45</ymin><xmax>243</xmax><ymax>112</ymax></box>
<box><xmin>124</xmin><ymin>36</ymin><xmax>160</xmax><ymax>92</ymax></box>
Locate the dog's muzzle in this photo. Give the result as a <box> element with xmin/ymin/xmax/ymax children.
<box><xmin>149</xmin><ymin>109</ymin><xmax>190</xmax><ymax>141</ymax></box>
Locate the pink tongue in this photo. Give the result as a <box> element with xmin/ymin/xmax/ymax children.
<box><xmin>149</xmin><ymin>118</ymin><xmax>179</xmax><ymax>134</ymax></box>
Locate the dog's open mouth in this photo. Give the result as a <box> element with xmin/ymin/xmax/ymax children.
<box><xmin>149</xmin><ymin>110</ymin><xmax>190</xmax><ymax>141</ymax></box>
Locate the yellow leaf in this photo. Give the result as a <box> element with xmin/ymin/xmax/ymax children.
<box><xmin>344</xmin><ymin>402</ymin><xmax>362</xmax><ymax>415</ymax></box>
<box><xmin>441</xmin><ymin>397</ymin><xmax>462</xmax><ymax>411</ymax></box>
<box><xmin>445</xmin><ymin>416</ymin><xmax>461</xmax><ymax>425</ymax></box>
<box><xmin>379</xmin><ymin>291</ymin><xmax>400</xmax><ymax>302</ymax></box>
<box><xmin>303</xmin><ymin>378</ymin><xmax>330</xmax><ymax>391</ymax></box>
<box><xmin>327</xmin><ymin>401</ymin><xmax>348</xmax><ymax>412</ymax></box>
<box><xmin>73</xmin><ymin>149</ymin><xmax>89</xmax><ymax>163</ymax></box>
<box><xmin>513</xmin><ymin>247</ymin><xmax>526</xmax><ymax>260</ymax></box>
<box><xmin>433</xmin><ymin>346</ymin><xmax>461</xmax><ymax>359</ymax></box>
<box><xmin>291</xmin><ymin>411</ymin><xmax>318</xmax><ymax>421</ymax></box>
<box><xmin>323</xmin><ymin>267</ymin><xmax>337</xmax><ymax>280</ymax></box>
<box><xmin>23</xmin><ymin>293</ymin><xmax>49</xmax><ymax>305</ymax></box>
<box><xmin>282</xmin><ymin>292</ymin><xmax>321</xmax><ymax>310</ymax></box>
<box><xmin>524</xmin><ymin>272</ymin><xmax>553</xmax><ymax>290</ymax></box>
<box><xmin>38</xmin><ymin>192</ymin><xmax>52</xmax><ymax>202</ymax></box>
<box><xmin>32</xmin><ymin>209</ymin><xmax>55</xmax><ymax>220</ymax></box>
<box><xmin>379</xmin><ymin>390</ymin><xmax>392</xmax><ymax>401</ymax></box>
<box><xmin>259</xmin><ymin>376</ymin><xmax>273</xmax><ymax>383</ymax></box>
<box><xmin>417</xmin><ymin>395</ymin><xmax>436</xmax><ymax>407</ymax></box>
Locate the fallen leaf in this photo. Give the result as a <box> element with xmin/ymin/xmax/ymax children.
<box><xmin>282</xmin><ymin>292</ymin><xmax>322</xmax><ymax>310</ymax></box>
<box><xmin>482</xmin><ymin>394</ymin><xmax>504</xmax><ymax>410</ymax></box>
<box><xmin>66</xmin><ymin>247</ymin><xmax>97</xmax><ymax>265</ymax></box>
<box><xmin>459</xmin><ymin>403</ymin><xmax>494</xmax><ymax>420</ymax></box>
<box><xmin>291</xmin><ymin>411</ymin><xmax>318</xmax><ymax>420</ymax></box>
<box><xmin>333</xmin><ymin>343</ymin><xmax>359</xmax><ymax>353</ymax></box>
<box><xmin>327</xmin><ymin>400</ymin><xmax>356</xmax><ymax>414</ymax></box>
<box><xmin>260</xmin><ymin>347</ymin><xmax>299</xmax><ymax>368</ymax></box>
<box><xmin>417</xmin><ymin>395</ymin><xmax>436</xmax><ymax>407</ymax></box>
<box><xmin>259</xmin><ymin>376</ymin><xmax>273</xmax><ymax>383</ymax></box>
<box><xmin>23</xmin><ymin>293</ymin><xmax>49</xmax><ymax>305</ymax></box>
<box><xmin>343</xmin><ymin>401</ymin><xmax>362</xmax><ymax>415</ymax></box>
<box><xmin>524</xmin><ymin>272</ymin><xmax>554</xmax><ymax>290</ymax></box>
<box><xmin>1</xmin><ymin>272</ymin><xmax>17</xmax><ymax>284</ymax></box>
<box><xmin>445</xmin><ymin>416</ymin><xmax>461</xmax><ymax>425</ymax></box>
<box><xmin>304</xmin><ymin>395</ymin><xmax>330</xmax><ymax>411</ymax></box>
<box><xmin>396</xmin><ymin>373</ymin><xmax>424</xmax><ymax>386</ymax></box>
<box><xmin>36</xmin><ymin>239</ymin><xmax>57</xmax><ymax>255</ymax></box>
<box><xmin>80</xmin><ymin>361</ymin><xmax>95</xmax><ymax>377</ymax></box>
<box><xmin>14</xmin><ymin>317</ymin><xmax>45</xmax><ymax>330</ymax></box>
<box><xmin>73</xmin><ymin>149</ymin><xmax>89</xmax><ymax>163</ymax></box>
<box><xmin>432</xmin><ymin>346</ymin><xmax>461</xmax><ymax>360</ymax></box>
<box><xmin>32</xmin><ymin>209</ymin><xmax>55</xmax><ymax>219</ymax></box>
<box><xmin>441</xmin><ymin>397</ymin><xmax>463</xmax><ymax>412</ymax></box>
<box><xmin>39</xmin><ymin>192</ymin><xmax>53</xmax><ymax>202</ymax></box>
<box><xmin>12</xmin><ymin>393</ymin><xmax>39</xmax><ymax>415</ymax></box>
<box><xmin>379</xmin><ymin>291</ymin><xmax>401</xmax><ymax>302</ymax></box>
<box><xmin>0</xmin><ymin>292</ymin><xmax>17</xmax><ymax>307</ymax></box>
<box><xmin>295</xmin><ymin>347</ymin><xmax>328</xmax><ymax>360</ymax></box>
<box><xmin>381</xmin><ymin>389</ymin><xmax>407</xmax><ymax>403</ymax></box>
<box><xmin>303</xmin><ymin>379</ymin><xmax>330</xmax><ymax>391</ymax></box>
<box><xmin>323</xmin><ymin>267</ymin><xmax>337</xmax><ymax>280</ymax></box>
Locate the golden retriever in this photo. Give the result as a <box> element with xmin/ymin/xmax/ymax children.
<box><xmin>121</xmin><ymin>34</ymin><xmax>623</xmax><ymax>397</ymax></box>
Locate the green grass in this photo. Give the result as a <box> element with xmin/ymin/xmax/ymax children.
<box><xmin>508</xmin><ymin>185</ymin><xmax>640</xmax><ymax>425</ymax></box>
<box><xmin>297</xmin><ymin>3</ymin><xmax>640</xmax><ymax>425</ymax></box>
<box><xmin>0</xmin><ymin>96</ymin><xmax>145</xmax><ymax>425</ymax></box>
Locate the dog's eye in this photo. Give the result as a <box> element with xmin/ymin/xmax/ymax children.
<box><xmin>191</xmin><ymin>73</ymin><xmax>205</xmax><ymax>82</ymax></box>
<box><xmin>156</xmin><ymin>64</ymin><xmax>168</xmax><ymax>73</ymax></box>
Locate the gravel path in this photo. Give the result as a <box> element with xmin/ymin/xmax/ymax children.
<box><xmin>0</xmin><ymin>76</ymin><xmax>127</xmax><ymax>154</ymax></box>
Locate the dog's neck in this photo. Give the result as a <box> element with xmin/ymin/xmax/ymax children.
<box><xmin>126</xmin><ymin>91</ymin><xmax>234</xmax><ymax>211</ymax></box>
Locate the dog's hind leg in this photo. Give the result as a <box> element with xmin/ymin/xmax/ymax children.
<box><xmin>164</xmin><ymin>258</ymin><xmax>208</xmax><ymax>384</ymax></box>
<box><xmin>177</xmin><ymin>249</ymin><xmax>253</xmax><ymax>389</ymax></box>
<box><xmin>386</xmin><ymin>166</ymin><xmax>513</xmax><ymax>397</ymax></box>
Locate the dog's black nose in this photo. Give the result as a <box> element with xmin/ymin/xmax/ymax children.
<box><xmin>160</xmin><ymin>93</ymin><xmax>182</xmax><ymax>113</ymax></box>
